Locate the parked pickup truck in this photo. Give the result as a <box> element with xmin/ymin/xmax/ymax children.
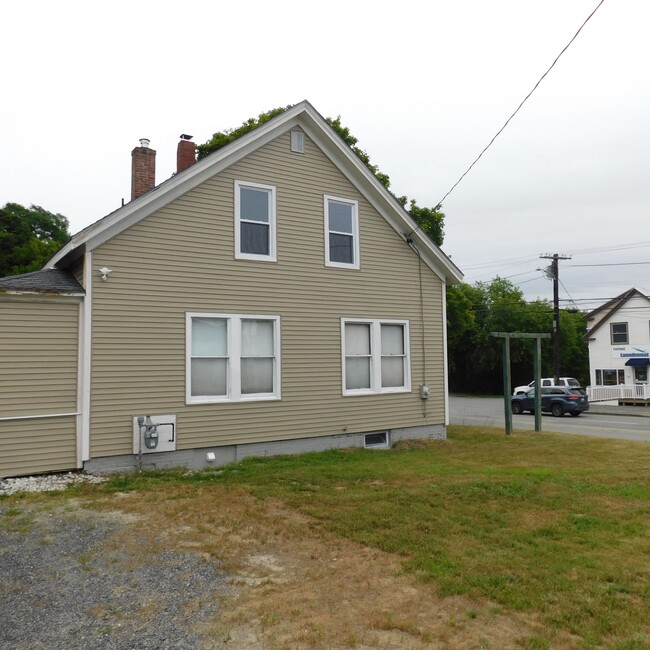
<box><xmin>512</xmin><ymin>377</ymin><xmax>581</xmax><ymax>395</ymax></box>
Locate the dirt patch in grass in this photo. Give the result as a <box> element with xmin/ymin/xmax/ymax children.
<box><xmin>92</xmin><ymin>485</ymin><xmax>576</xmax><ymax>649</ymax></box>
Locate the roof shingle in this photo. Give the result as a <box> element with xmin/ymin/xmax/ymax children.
<box><xmin>0</xmin><ymin>268</ymin><xmax>84</xmax><ymax>294</ymax></box>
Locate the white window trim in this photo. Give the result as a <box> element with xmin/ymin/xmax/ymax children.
<box><xmin>341</xmin><ymin>318</ymin><xmax>411</xmax><ymax>396</ymax></box>
<box><xmin>610</xmin><ymin>321</ymin><xmax>629</xmax><ymax>345</ymax></box>
<box><xmin>235</xmin><ymin>180</ymin><xmax>277</xmax><ymax>262</ymax></box>
<box><xmin>186</xmin><ymin>312</ymin><xmax>281</xmax><ymax>404</ymax></box>
<box><xmin>324</xmin><ymin>195</ymin><xmax>360</xmax><ymax>270</ymax></box>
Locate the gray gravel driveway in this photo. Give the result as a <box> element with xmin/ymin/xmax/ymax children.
<box><xmin>0</xmin><ymin>501</ymin><xmax>229</xmax><ymax>649</ymax></box>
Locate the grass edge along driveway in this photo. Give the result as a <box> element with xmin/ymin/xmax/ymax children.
<box><xmin>4</xmin><ymin>425</ymin><xmax>650</xmax><ymax>649</ymax></box>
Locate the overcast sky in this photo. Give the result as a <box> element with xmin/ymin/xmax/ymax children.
<box><xmin>2</xmin><ymin>0</ymin><xmax>648</xmax><ymax>310</ymax></box>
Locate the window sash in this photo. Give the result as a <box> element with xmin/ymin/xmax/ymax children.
<box><xmin>611</xmin><ymin>322</ymin><xmax>629</xmax><ymax>344</ymax></box>
<box><xmin>342</xmin><ymin>319</ymin><xmax>409</xmax><ymax>395</ymax></box>
<box><xmin>235</xmin><ymin>181</ymin><xmax>276</xmax><ymax>261</ymax></box>
<box><xmin>325</xmin><ymin>196</ymin><xmax>359</xmax><ymax>269</ymax></box>
<box><xmin>187</xmin><ymin>314</ymin><xmax>280</xmax><ymax>403</ymax></box>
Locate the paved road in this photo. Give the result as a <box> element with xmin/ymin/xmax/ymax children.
<box><xmin>450</xmin><ymin>395</ymin><xmax>650</xmax><ymax>442</ymax></box>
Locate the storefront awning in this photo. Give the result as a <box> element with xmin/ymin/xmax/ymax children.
<box><xmin>625</xmin><ymin>358</ymin><xmax>650</xmax><ymax>366</ymax></box>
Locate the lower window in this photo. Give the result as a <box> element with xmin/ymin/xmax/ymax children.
<box><xmin>595</xmin><ymin>369</ymin><xmax>625</xmax><ymax>385</ymax></box>
<box><xmin>187</xmin><ymin>313</ymin><xmax>280</xmax><ymax>403</ymax></box>
<box><xmin>342</xmin><ymin>319</ymin><xmax>410</xmax><ymax>395</ymax></box>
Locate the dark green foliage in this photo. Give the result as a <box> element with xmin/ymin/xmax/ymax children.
<box><xmin>326</xmin><ymin>116</ymin><xmax>444</xmax><ymax>246</ymax></box>
<box><xmin>196</xmin><ymin>106</ymin><xmax>291</xmax><ymax>160</ymax></box>
<box><xmin>197</xmin><ymin>106</ymin><xmax>445</xmax><ymax>246</ymax></box>
<box><xmin>0</xmin><ymin>203</ymin><xmax>70</xmax><ymax>277</ymax></box>
<box><xmin>405</xmin><ymin>200</ymin><xmax>445</xmax><ymax>246</ymax></box>
<box><xmin>325</xmin><ymin>115</ymin><xmax>392</xmax><ymax>189</ymax></box>
<box><xmin>447</xmin><ymin>277</ymin><xmax>589</xmax><ymax>394</ymax></box>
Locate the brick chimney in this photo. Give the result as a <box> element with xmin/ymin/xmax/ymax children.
<box><xmin>177</xmin><ymin>134</ymin><xmax>196</xmax><ymax>173</ymax></box>
<box><xmin>131</xmin><ymin>138</ymin><xmax>156</xmax><ymax>200</ymax></box>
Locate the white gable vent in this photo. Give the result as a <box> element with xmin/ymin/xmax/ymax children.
<box><xmin>290</xmin><ymin>129</ymin><xmax>305</xmax><ymax>153</ymax></box>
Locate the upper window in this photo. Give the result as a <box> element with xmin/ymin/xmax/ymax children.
<box><xmin>187</xmin><ymin>313</ymin><xmax>280</xmax><ymax>403</ymax></box>
<box><xmin>341</xmin><ymin>319</ymin><xmax>410</xmax><ymax>395</ymax></box>
<box><xmin>235</xmin><ymin>181</ymin><xmax>276</xmax><ymax>261</ymax></box>
<box><xmin>611</xmin><ymin>322</ymin><xmax>629</xmax><ymax>345</ymax></box>
<box><xmin>325</xmin><ymin>196</ymin><xmax>359</xmax><ymax>269</ymax></box>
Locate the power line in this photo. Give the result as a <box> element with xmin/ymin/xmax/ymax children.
<box><xmin>569</xmin><ymin>261</ymin><xmax>650</xmax><ymax>267</ymax></box>
<box><xmin>422</xmin><ymin>0</ymin><xmax>607</xmax><ymax>219</ymax></box>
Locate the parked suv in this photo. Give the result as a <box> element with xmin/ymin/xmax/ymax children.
<box><xmin>512</xmin><ymin>377</ymin><xmax>581</xmax><ymax>395</ymax></box>
<box><xmin>511</xmin><ymin>386</ymin><xmax>589</xmax><ymax>417</ymax></box>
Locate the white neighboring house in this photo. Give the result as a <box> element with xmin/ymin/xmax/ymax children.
<box><xmin>585</xmin><ymin>288</ymin><xmax>650</xmax><ymax>403</ymax></box>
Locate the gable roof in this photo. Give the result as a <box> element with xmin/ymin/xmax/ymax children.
<box><xmin>585</xmin><ymin>288</ymin><xmax>650</xmax><ymax>338</ymax></box>
<box><xmin>0</xmin><ymin>268</ymin><xmax>84</xmax><ymax>295</ymax></box>
<box><xmin>47</xmin><ymin>100</ymin><xmax>463</xmax><ymax>285</ymax></box>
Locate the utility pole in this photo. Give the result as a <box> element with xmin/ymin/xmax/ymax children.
<box><xmin>540</xmin><ymin>253</ymin><xmax>571</xmax><ymax>383</ymax></box>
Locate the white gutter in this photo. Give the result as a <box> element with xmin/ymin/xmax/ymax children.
<box><xmin>0</xmin><ymin>412</ymin><xmax>80</xmax><ymax>422</ymax></box>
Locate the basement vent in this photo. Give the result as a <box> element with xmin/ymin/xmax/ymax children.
<box><xmin>364</xmin><ymin>431</ymin><xmax>389</xmax><ymax>449</ymax></box>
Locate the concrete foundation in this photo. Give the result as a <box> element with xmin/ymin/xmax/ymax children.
<box><xmin>83</xmin><ymin>423</ymin><xmax>446</xmax><ymax>475</ymax></box>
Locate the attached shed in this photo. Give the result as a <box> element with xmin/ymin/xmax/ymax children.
<box><xmin>0</xmin><ymin>269</ymin><xmax>84</xmax><ymax>478</ymax></box>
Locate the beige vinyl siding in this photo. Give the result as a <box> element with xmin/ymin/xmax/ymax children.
<box><xmin>90</xmin><ymin>131</ymin><xmax>445</xmax><ymax>456</ymax></box>
<box><xmin>0</xmin><ymin>416</ymin><xmax>77</xmax><ymax>478</ymax></box>
<box><xmin>0</xmin><ymin>300</ymin><xmax>79</xmax><ymax>477</ymax></box>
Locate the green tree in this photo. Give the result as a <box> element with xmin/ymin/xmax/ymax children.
<box><xmin>446</xmin><ymin>277</ymin><xmax>589</xmax><ymax>394</ymax></box>
<box><xmin>196</xmin><ymin>106</ymin><xmax>291</xmax><ymax>160</ymax></box>
<box><xmin>197</xmin><ymin>106</ymin><xmax>445</xmax><ymax>246</ymax></box>
<box><xmin>0</xmin><ymin>203</ymin><xmax>70</xmax><ymax>277</ymax></box>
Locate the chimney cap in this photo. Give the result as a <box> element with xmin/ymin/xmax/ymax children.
<box><xmin>180</xmin><ymin>134</ymin><xmax>193</xmax><ymax>141</ymax></box>
<box><xmin>139</xmin><ymin>138</ymin><xmax>151</xmax><ymax>148</ymax></box>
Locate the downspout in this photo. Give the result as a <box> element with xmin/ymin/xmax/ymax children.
<box><xmin>406</xmin><ymin>237</ymin><xmax>429</xmax><ymax>418</ymax></box>
<box><xmin>79</xmin><ymin>251</ymin><xmax>92</xmax><ymax>465</ymax></box>
<box><xmin>442</xmin><ymin>281</ymin><xmax>449</xmax><ymax>426</ymax></box>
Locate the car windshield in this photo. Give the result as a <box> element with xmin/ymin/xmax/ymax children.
<box><xmin>567</xmin><ymin>378</ymin><xmax>580</xmax><ymax>387</ymax></box>
<box><xmin>568</xmin><ymin>389</ymin><xmax>584</xmax><ymax>396</ymax></box>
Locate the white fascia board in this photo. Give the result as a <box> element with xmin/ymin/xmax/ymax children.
<box><xmin>299</xmin><ymin>113</ymin><xmax>463</xmax><ymax>285</ymax></box>
<box><xmin>0</xmin><ymin>291</ymin><xmax>83</xmax><ymax>302</ymax></box>
<box><xmin>48</xmin><ymin>99</ymin><xmax>463</xmax><ymax>285</ymax></box>
<box><xmin>48</xmin><ymin>103</ymin><xmax>314</xmax><ymax>262</ymax></box>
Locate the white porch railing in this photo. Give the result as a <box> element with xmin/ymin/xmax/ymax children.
<box><xmin>587</xmin><ymin>384</ymin><xmax>650</xmax><ymax>402</ymax></box>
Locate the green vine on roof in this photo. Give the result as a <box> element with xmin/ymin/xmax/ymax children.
<box><xmin>197</xmin><ymin>106</ymin><xmax>444</xmax><ymax>246</ymax></box>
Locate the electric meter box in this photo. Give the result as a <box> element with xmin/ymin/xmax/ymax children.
<box><xmin>133</xmin><ymin>414</ymin><xmax>177</xmax><ymax>454</ymax></box>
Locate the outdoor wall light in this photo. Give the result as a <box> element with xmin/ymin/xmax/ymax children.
<box><xmin>98</xmin><ymin>267</ymin><xmax>112</xmax><ymax>281</ymax></box>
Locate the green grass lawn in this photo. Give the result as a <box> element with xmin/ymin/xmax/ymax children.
<box><xmin>25</xmin><ymin>426</ymin><xmax>650</xmax><ymax>647</ymax></box>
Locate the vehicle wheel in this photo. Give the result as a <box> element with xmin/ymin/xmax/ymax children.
<box><xmin>551</xmin><ymin>403</ymin><xmax>564</xmax><ymax>417</ymax></box>
<box><xmin>511</xmin><ymin>402</ymin><xmax>523</xmax><ymax>415</ymax></box>
<box><xmin>570</xmin><ymin>411</ymin><xmax>581</xmax><ymax>417</ymax></box>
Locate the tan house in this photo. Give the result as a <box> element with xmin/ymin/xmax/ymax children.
<box><xmin>0</xmin><ymin>101</ymin><xmax>463</xmax><ymax>478</ymax></box>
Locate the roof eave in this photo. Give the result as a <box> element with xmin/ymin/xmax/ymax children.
<box><xmin>47</xmin><ymin>100</ymin><xmax>463</xmax><ymax>284</ymax></box>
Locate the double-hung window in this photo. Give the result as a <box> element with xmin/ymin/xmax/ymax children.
<box><xmin>187</xmin><ymin>313</ymin><xmax>280</xmax><ymax>403</ymax></box>
<box><xmin>341</xmin><ymin>319</ymin><xmax>410</xmax><ymax>395</ymax></box>
<box><xmin>235</xmin><ymin>180</ymin><xmax>276</xmax><ymax>261</ymax></box>
<box><xmin>610</xmin><ymin>322</ymin><xmax>629</xmax><ymax>345</ymax></box>
<box><xmin>325</xmin><ymin>196</ymin><xmax>359</xmax><ymax>269</ymax></box>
